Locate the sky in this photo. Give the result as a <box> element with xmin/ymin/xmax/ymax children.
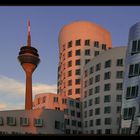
<box><xmin>0</xmin><ymin>6</ymin><xmax>140</xmax><ymax>110</ymax></box>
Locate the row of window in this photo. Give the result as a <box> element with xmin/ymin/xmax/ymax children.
<box><xmin>84</xmin><ymin>83</ymin><xmax>123</xmax><ymax>94</ymax></box>
<box><xmin>65</xmin><ymin>119</ymin><xmax>82</xmax><ymax>127</ymax></box>
<box><xmin>123</xmin><ymin>107</ymin><xmax>135</xmax><ymax>120</ymax></box>
<box><xmin>128</xmin><ymin>63</ymin><xmax>140</xmax><ymax>78</ymax></box>
<box><xmin>0</xmin><ymin>117</ymin><xmax>43</xmax><ymax>127</ymax></box>
<box><xmin>131</xmin><ymin>40</ymin><xmax>140</xmax><ymax>55</ymax></box>
<box><xmin>84</xmin><ymin>129</ymin><xmax>113</xmax><ymax>134</ymax></box>
<box><xmin>62</xmin><ymin>39</ymin><xmax>107</xmax><ymax>49</ymax></box>
<box><xmin>84</xmin><ymin>106</ymin><xmax>121</xmax><ymax>118</ymax></box>
<box><xmin>68</xmin><ymin>88</ymin><xmax>81</xmax><ymax>95</ymax></box>
<box><xmin>84</xmin><ymin>117</ymin><xmax>120</xmax><ymax>127</ymax></box>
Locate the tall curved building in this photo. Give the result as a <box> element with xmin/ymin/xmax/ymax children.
<box><xmin>57</xmin><ymin>21</ymin><xmax>112</xmax><ymax>99</ymax></box>
<box><xmin>121</xmin><ymin>22</ymin><xmax>140</xmax><ymax>134</ymax></box>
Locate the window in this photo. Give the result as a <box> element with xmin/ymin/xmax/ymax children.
<box><xmin>123</xmin><ymin>107</ymin><xmax>135</xmax><ymax>120</ymax></box>
<box><xmin>116</xmin><ymin>71</ymin><xmax>124</xmax><ymax>79</ymax></box>
<box><xmin>85</xmin><ymin>40</ymin><xmax>90</xmax><ymax>46</ymax></box>
<box><xmin>89</xmin><ymin>120</ymin><xmax>93</xmax><ymax>127</ymax></box>
<box><xmin>121</xmin><ymin>128</ymin><xmax>130</xmax><ymax>134</ymax></box>
<box><xmin>88</xmin><ymin>99</ymin><xmax>93</xmax><ymax>106</ymax></box>
<box><xmin>76</xmin><ymin>102</ymin><xmax>80</xmax><ymax>108</ymax></box>
<box><xmin>68</xmin><ymin>61</ymin><xmax>72</xmax><ymax>67</ymax></box>
<box><xmin>95</xmin><ymin>97</ymin><xmax>100</xmax><ymax>104</ymax></box>
<box><xmin>0</xmin><ymin>117</ymin><xmax>3</xmax><ymax>125</ymax></box>
<box><xmin>96</xmin><ymin>63</ymin><xmax>101</xmax><ymax>71</ymax></box>
<box><xmin>129</xmin><ymin>63</ymin><xmax>140</xmax><ymax>77</ymax></box>
<box><xmin>89</xmin><ymin>109</ymin><xmax>93</xmax><ymax>117</ymax></box>
<box><xmin>20</xmin><ymin>117</ymin><xmax>29</xmax><ymax>126</ymax></box>
<box><xmin>75</xmin><ymin>49</ymin><xmax>81</xmax><ymax>56</ymax></box>
<box><xmin>64</xmin><ymin>109</ymin><xmax>68</xmax><ymax>114</ymax></box>
<box><xmin>68</xmin><ymin>89</ymin><xmax>72</xmax><ymax>95</ymax></box>
<box><xmin>105</xmin><ymin>60</ymin><xmax>111</xmax><ymax>68</ymax></box>
<box><xmin>96</xmin><ymin>119</ymin><xmax>101</xmax><ymax>126</ymax></box>
<box><xmin>85</xmin><ymin>59</ymin><xmax>90</xmax><ymax>64</ymax></box>
<box><xmin>42</xmin><ymin>96</ymin><xmax>46</xmax><ymax>103</ymax></box>
<box><xmin>84</xmin><ymin>101</ymin><xmax>87</xmax><ymax>108</ymax></box>
<box><xmin>75</xmin><ymin>88</ymin><xmax>80</xmax><ymax>94</ymax></box>
<box><xmin>84</xmin><ymin>91</ymin><xmax>87</xmax><ymax>98</ymax></box>
<box><xmin>55</xmin><ymin>121</ymin><xmax>60</xmax><ymax>129</ymax></box>
<box><xmin>7</xmin><ymin>117</ymin><xmax>16</xmax><ymax>126</ymax></box>
<box><xmin>75</xmin><ymin>69</ymin><xmax>81</xmax><ymax>75</ymax></box>
<box><xmin>117</xmin><ymin>59</ymin><xmax>123</xmax><ymax>66</ymax></box>
<box><xmin>104</xmin><ymin>83</ymin><xmax>111</xmax><ymax>91</ymax></box>
<box><xmin>126</xmin><ymin>85</ymin><xmax>139</xmax><ymax>99</ymax></box>
<box><xmin>95</xmin><ymin>74</ymin><xmax>100</xmax><ymax>83</ymax></box>
<box><xmin>104</xmin><ymin>118</ymin><xmax>111</xmax><ymax>125</ymax></box>
<box><xmin>95</xmin><ymin>108</ymin><xmax>100</xmax><ymax>115</ymax></box>
<box><xmin>116</xmin><ymin>106</ymin><xmax>121</xmax><ymax>113</ymax></box>
<box><xmin>89</xmin><ymin>77</ymin><xmax>93</xmax><ymax>85</ymax></box>
<box><xmin>89</xmin><ymin>66</ymin><xmax>94</xmax><ymax>74</ymax></box>
<box><xmin>94</xmin><ymin>51</ymin><xmax>100</xmax><ymax>56</ymax></box>
<box><xmin>85</xmin><ymin>49</ymin><xmax>90</xmax><ymax>55</ymax></box>
<box><xmin>95</xmin><ymin>86</ymin><xmax>100</xmax><ymax>94</ymax></box>
<box><xmin>54</xmin><ymin>97</ymin><xmax>58</xmax><ymax>102</ymax></box>
<box><xmin>89</xmin><ymin>88</ymin><xmax>93</xmax><ymax>96</ymax></box>
<box><xmin>97</xmin><ymin>129</ymin><xmax>102</xmax><ymax>134</ymax></box>
<box><xmin>38</xmin><ymin>98</ymin><xmax>40</xmax><ymax>104</ymax></box>
<box><xmin>104</xmin><ymin>72</ymin><xmax>111</xmax><ymax>80</ymax></box>
<box><xmin>34</xmin><ymin>119</ymin><xmax>43</xmax><ymax>127</ymax></box>
<box><xmin>62</xmin><ymin>98</ymin><xmax>67</xmax><ymax>104</ymax></box>
<box><xmin>68</xmin><ymin>70</ymin><xmax>72</xmax><ymax>77</ymax></box>
<box><xmin>68</xmin><ymin>51</ymin><xmax>72</xmax><ymax>58</ymax></box>
<box><xmin>75</xmin><ymin>79</ymin><xmax>80</xmax><ymax>85</ymax></box>
<box><xmin>68</xmin><ymin>80</ymin><xmax>72</xmax><ymax>86</ymax></box>
<box><xmin>131</xmin><ymin>40</ymin><xmax>140</xmax><ymax>55</ymax></box>
<box><xmin>77</xmin><ymin>112</ymin><xmax>81</xmax><ymax>118</ymax></box>
<box><xmin>104</xmin><ymin>95</ymin><xmax>111</xmax><ymax>103</ymax></box>
<box><xmin>116</xmin><ymin>83</ymin><xmax>123</xmax><ymax>90</ymax></box>
<box><xmin>68</xmin><ymin>41</ymin><xmax>72</xmax><ymax>48</ymax></box>
<box><xmin>84</xmin><ymin>111</ymin><xmax>87</xmax><ymax>118</ymax></box>
<box><xmin>84</xmin><ymin>80</ymin><xmax>87</xmax><ymax>88</ymax></box>
<box><xmin>104</xmin><ymin>106</ymin><xmax>111</xmax><ymax>114</ymax></box>
<box><xmin>105</xmin><ymin>129</ymin><xmax>112</xmax><ymax>134</ymax></box>
<box><xmin>71</xmin><ymin>110</ymin><xmax>75</xmax><ymax>116</ymax></box>
<box><xmin>69</xmin><ymin>100</ymin><xmax>74</xmax><ymax>107</ymax></box>
<box><xmin>84</xmin><ymin>70</ymin><xmax>88</xmax><ymax>77</ymax></box>
<box><xmin>94</xmin><ymin>41</ymin><xmax>99</xmax><ymax>48</ymax></box>
<box><xmin>78</xmin><ymin>121</ymin><xmax>81</xmax><ymax>127</ymax></box>
<box><xmin>75</xmin><ymin>39</ymin><xmax>81</xmax><ymax>46</ymax></box>
<box><xmin>102</xmin><ymin>44</ymin><xmax>106</xmax><ymax>50</ymax></box>
<box><xmin>116</xmin><ymin>95</ymin><xmax>122</xmax><ymax>102</ymax></box>
<box><xmin>75</xmin><ymin>59</ymin><xmax>80</xmax><ymax>65</ymax></box>
<box><xmin>84</xmin><ymin>121</ymin><xmax>88</xmax><ymax>127</ymax></box>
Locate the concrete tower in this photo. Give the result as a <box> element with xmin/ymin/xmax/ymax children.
<box><xmin>18</xmin><ymin>19</ymin><xmax>40</xmax><ymax>110</ymax></box>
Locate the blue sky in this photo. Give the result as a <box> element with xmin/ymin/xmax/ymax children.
<box><xmin>0</xmin><ymin>6</ymin><xmax>140</xmax><ymax>110</ymax></box>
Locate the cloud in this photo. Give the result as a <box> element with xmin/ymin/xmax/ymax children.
<box><xmin>0</xmin><ymin>75</ymin><xmax>57</xmax><ymax>111</ymax></box>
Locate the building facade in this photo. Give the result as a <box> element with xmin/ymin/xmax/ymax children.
<box><xmin>0</xmin><ymin>109</ymin><xmax>64</xmax><ymax>134</ymax></box>
<box><xmin>121</xmin><ymin>22</ymin><xmax>140</xmax><ymax>134</ymax></box>
<box><xmin>33</xmin><ymin>93</ymin><xmax>82</xmax><ymax>134</ymax></box>
<box><xmin>82</xmin><ymin>47</ymin><xmax>126</xmax><ymax>134</ymax></box>
<box><xmin>57</xmin><ymin>21</ymin><xmax>112</xmax><ymax>99</ymax></box>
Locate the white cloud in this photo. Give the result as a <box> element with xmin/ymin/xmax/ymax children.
<box><xmin>0</xmin><ymin>75</ymin><xmax>57</xmax><ymax>111</ymax></box>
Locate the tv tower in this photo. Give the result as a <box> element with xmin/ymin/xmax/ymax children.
<box><xmin>18</xmin><ymin>19</ymin><xmax>40</xmax><ymax>110</ymax></box>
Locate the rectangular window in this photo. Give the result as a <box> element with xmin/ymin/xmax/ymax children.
<box><xmin>85</xmin><ymin>59</ymin><xmax>90</xmax><ymax>64</ymax></box>
<box><xmin>84</xmin><ymin>101</ymin><xmax>87</xmax><ymax>108</ymax></box>
<box><xmin>105</xmin><ymin>60</ymin><xmax>111</xmax><ymax>68</ymax></box>
<box><xmin>123</xmin><ymin>107</ymin><xmax>135</xmax><ymax>120</ymax></box>
<box><xmin>77</xmin><ymin>112</ymin><xmax>81</xmax><ymax>118</ymax></box>
<box><xmin>129</xmin><ymin>63</ymin><xmax>140</xmax><ymax>77</ymax></box>
<box><xmin>94</xmin><ymin>51</ymin><xmax>100</xmax><ymax>56</ymax></box>
<box><xmin>85</xmin><ymin>39</ymin><xmax>90</xmax><ymax>46</ymax></box>
<box><xmin>104</xmin><ymin>106</ymin><xmax>111</xmax><ymax>114</ymax></box>
<box><xmin>84</xmin><ymin>121</ymin><xmax>88</xmax><ymax>127</ymax></box>
<box><xmin>84</xmin><ymin>80</ymin><xmax>87</xmax><ymax>88</ymax></box>
<box><xmin>94</xmin><ymin>41</ymin><xmax>99</xmax><ymax>48</ymax></box>
<box><xmin>95</xmin><ymin>97</ymin><xmax>100</xmax><ymax>104</ymax></box>
<box><xmin>69</xmin><ymin>100</ymin><xmax>74</xmax><ymax>107</ymax></box>
<box><xmin>75</xmin><ymin>59</ymin><xmax>80</xmax><ymax>65</ymax></box>
<box><xmin>95</xmin><ymin>86</ymin><xmax>100</xmax><ymax>94</ymax></box>
<box><xmin>75</xmin><ymin>69</ymin><xmax>81</xmax><ymax>75</ymax></box>
<box><xmin>104</xmin><ymin>118</ymin><xmax>111</xmax><ymax>125</ymax></box>
<box><xmin>117</xmin><ymin>59</ymin><xmax>123</xmax><ymax>66</ymax></box>
<box><xmin>34</xmin><ymin>119</ymin><xmax>43</xmax><ymax>127</ymax></box>
<box><xmin>75</xmin><ymin>49</ymin><xmax>81</xmax><ymax>56</ymax></box>
<box><xmin>104</xmin><ymin>95</ymin><xmax>111</xmax><ymax>102</ymax></box>
<box><xmin>96</xmin><ymin>63</ymin><xmax>101</xmax><ymax>71</ymax></box>
<box><xmin>104</xmin><ymin>72</ymin><xmax>111</xmax><ymax>80</ymax></box>
<box><xmin>68</xmin><ymin>51</ymin><xmax>72</xmax><ymax>57</ymax></box>
<box><xmin>68</xmin><ymin>70</ymin><xmax>72</xmax><ymax>77</ymax></box>
<box><xmin>95</xmin><ymin>74</ymin><xmax>100</xmax><ymax>83</ymax></box>
<box><xmin>68</xmin><ymin>41</ymin><xmax>72</xmax><ymax>48</ymax></box>
<box><xmin>116</xmin><ymin>83</ymin><xmax>123</xmax><ymax>90</ymax></box>
<box><xmin>68</xmin><ymin>89</ymin><xmax>72</xmax><ymax>95</ymax></box>
<box><xmin>0</xmin><ymin>117</ymin><xmax>3</xmax><ymax>125</ymax></box>
<box><xmin>55</xmin><ymin>121</ymin><xmax>60</xmax><ymax>129</ymax></box>
<box><xmin>89</xmin><ymin>77</ymin><xmax>93</xmax><ymax>85</ymax></box>
<box><xmin>104</xmin><ymin>83</ymin><xmax>111</xmax><ymax>91</ymax></box>
<box><xmin>89</xmin><ymin>120</ymin><xmax>93</xmax><ymax>127</ymax></box>
<box><xmin>75</xmin><ymin>88</ymin><xmax>80</xmax><ymax>94</ymax></box>
<box><xmin>102</xmin><ymin>44</ymin><xmax>106</xmax><ymax>50</ymax></box>
<box><xmin>75</xmin><ymin>39</ymin><xmax>81</xmax><ymax>46</ymax></box>
<box><xmin>85</xmin><ymin>49</ymin><xmax>90</xmax><ymax>55</ymax></box>
<box><xmin>95</xmin><ymin>108</ymin><xmax>100</xmax><ymax>115</ymax></box>
<box><xmin>116</xmin><ymin>95</ymin><xmax>122</xmax><ymax>102</ymax></box>
<box><xmin>88</xmin><ymin>99</ymin><xmax>93</xmax><ymax>106</ymax></box>
<box><xmin>97</xmin><ymin>129</ymin><xmax>102</xmax><ymax>134</ymax></box>
<box><xmin>89</xmin><ymin>88</ymin><xmax>93</xmax><ymax>96</ymax></box>
<box><xmin>42</xmin><ymin>96</ymin><xmax>46</xmax><ymax>103</ymax></box>
<box><xmin>71</xmin><ymin>110</ymin><xmax>75</xmax><ymax>116</ymax></box>
<box><xmin>68</xmin><ymin>61</ymin><xmax>72</xmax><ymax>67</ymax></box>
<box><xmin>105</xmin><ymin>129</ymin><xmax>112</xmax><ymax>134</ymax></box>
<box><xmin>84</xmin><ymin>111</ymin><xmax>87</xmax><ymax>118</ymax></box>
<box><xmin>68</xmin><ymin>80</ymin><xmax>72</xmax><ymax>86</ymax></box>
<box><xmin>76</xmin><ymin>102</ymin><xmax>80</xmax><ymax>108</ymax></box>
<box><xmin>116</xmin><ymin>71</ymin><xmax>124</xmax><ymax>79</ymax></box>
<box><xmin>89</xmin><ymin>66</ymin><xmax>94</xmax><ymax>74</ymax></box>
<box><xmin>89</xmin><ymin>109</ymin><xmax>93</xmax><ymax>117</ymax></box>
<box><xmin>84</xmin><ymin>90</ymin><xmax>87</xmax><ymax>98</ymax></box>
<box><xmin>75</xmin><ymin>79</ymin><xmax>80</xmax><ymax>85</ymax></box>
<box><xmin>54</xmin><ymin>97</ymin><xmax>58</xmax><ymax>102</ymax></box>
<box><xmin>116</xmin><ymin>106</ymin><xmax>121</xmax><ymax>113</ymax></box>
<box><xmin>20</xmin><ymin>117</ymin><xmax>29</xmax><ymax>126</ymax></box>
<box><xmin>78</xmin><ymin>121</ymin><xmax>81</xmax><ymax>127</ymax></box>
<box><xmin>126</xmin><ymin>85</ymin><xmax>139</xmax><ymax>99</ymax></box>
<box><xmin>96</xmin><ymin>119</ymin><xmax>101</xmax><ymax>126</ymax></box>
